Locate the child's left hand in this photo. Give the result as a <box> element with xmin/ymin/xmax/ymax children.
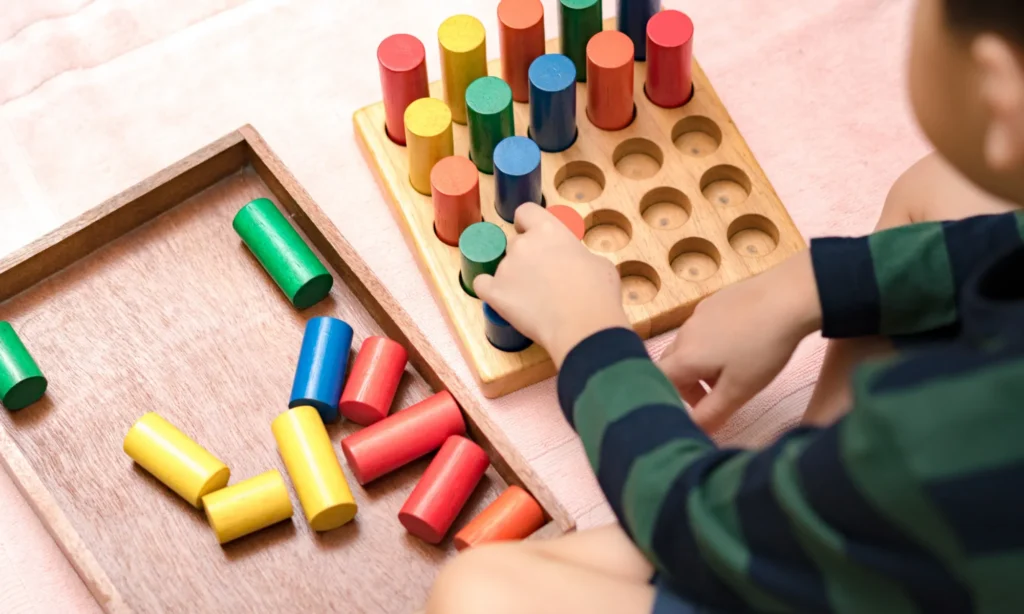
<box><xmin>473</xmin><ymin>203</ymin><xmax>630</xmax><ymax>368</ymax></box>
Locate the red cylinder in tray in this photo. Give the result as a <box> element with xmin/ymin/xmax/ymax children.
<box><xmin>377</xmin><ymin>34</ymin><xmax>430</xmax><ymax>145</ymax></box>
<box><xmin>586</xmin><ymin>31</ymin><xmax>635</xmax><ymax>131</ymax></box>
<box><xmin>645</xmin><ymin>10</ymin><xmax>695</xmax><ymax>108</ymax></box>
<box><xmin>399</xmin><ymin>435</ymin><xmax>490</xmax><ymax>544</ymax></box>
<box><xmin>339</xmin><ymin>336</ymin><xmax>408</xmax><ymax>425</ymax></box>
<box><xmin>341</xmin><ymin>390</ymin><xmax>466</xmax><ymax>485</ymax></box>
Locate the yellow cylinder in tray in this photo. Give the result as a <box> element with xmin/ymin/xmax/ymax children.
<box><xmin>404</xmin><ymin>97</ymin><xmax>454</xmax><ymax>195</ymax></box>
<box><xmin>272</xmin><ymin>405</ymin><xmax>357</xmax><ymax>531</ymax></box>
<box><xmin>123</xmin><ymin>412</ymin><xmax>230</xmax><ymax>508</ymax></box>
<box><xmin>438</xmin><ymin>14</ymin><xmax>488</xmax><ymax>124</ymax></box>
<box><xmin>202</xmin><ymin>470</ymin><xmax>293</xmax><ymax>545</ymax></box>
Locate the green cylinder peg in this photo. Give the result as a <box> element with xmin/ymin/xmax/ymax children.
<box><xmin>232</xmin><ymin>198</ymin><xmax>333</xmax><ymax>309</ymax></box>
<box><xmin>466</xmin><ymin>77</ymin><xmax>515</xmax><ymax>174</ymax></box>
<box><xmin>459</xmin><ymin>222</ymin><xmax>507</xmax><ymax>298</ymax></box>
<box><xmin>560</xmin><ymin>0</ymin><xmax>603</xmax><ymax>82</ymax></box>
<box><xmin>0</xmin><ymin>322</ymin><xmax>47</xmax><ymax>411</ymax></box>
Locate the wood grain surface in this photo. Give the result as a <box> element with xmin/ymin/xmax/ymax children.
<box><xmin>0</xmin><ymin>128</ymin><xmax>570</xmax><ymax>613</ymax></box>
<box><xmin>355</xmin><ymin>18</ymin><xmax>807</xmax><ymax>398</ymax></box>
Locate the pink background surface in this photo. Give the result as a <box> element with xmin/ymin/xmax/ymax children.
<box><xmin>0</xmin><ymin>0</ymin><xmax>928</xmax><ymax>611</ymax></box>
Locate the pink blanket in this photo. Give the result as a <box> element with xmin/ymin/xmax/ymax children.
<box><xmin>0</xmin><ymin>0</ymin><xmax>927</xmax><ymax>610</ymax></box>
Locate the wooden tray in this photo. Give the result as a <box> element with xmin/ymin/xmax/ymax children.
<box><xmin>0</xmin><ymin>126</ymin><xmax>572</xmax><ymax>613</ymax></box>
<box><xmin>355</xmin><ymin>17</ymin><xmax>806</xmax><ymax>398</ymax></box>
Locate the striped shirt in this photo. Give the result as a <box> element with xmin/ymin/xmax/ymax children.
<box><xmin>557</xmin><ymin>210</ymin><xmax>1024</xmax><ymax>613</ymax></box>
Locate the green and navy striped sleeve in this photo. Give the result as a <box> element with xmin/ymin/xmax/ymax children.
<box><xmin>558</xmin><ymin>325</ymin><xmax>1024</xmax><ymax>612</ymax></box>
<box><xmin>810</xmin><ymin>210</ymin><xmax>1024</xmax><ymax>338</ymax></box>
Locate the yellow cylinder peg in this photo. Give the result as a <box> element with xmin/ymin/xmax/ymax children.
<box><xmin>202</xmin><ymin>470</ymin><xmax>293</xmax><ymax>545</ymax></box>
<box><xmin>123</xmin><ymin>412</ymin><xmax>230</xmax><ymax>508</ymax></box>
<box><xmin>272</xmin><ymin>406</ymin><xmax>357</xmax><ymax>531</ymax></box>
<box><xmin>438</xmin><ymin>15</ymin><xmax>487</xmax><ymax>124</ymax></box>
<box><xmin>404</xmin><ymin>98</ymin><xmax>454</xmax><ymax>195</ymax></box>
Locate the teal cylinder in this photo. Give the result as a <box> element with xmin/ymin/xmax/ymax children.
<box><xmin>559</xmin><ymin>0</ymin><xmax>603</xmax><ymax>82</ymax></box>
<box><xmin>233</xmin><ymin>198</ymin><xmax>333</xmax><ymax>309</ymax></box>
<box><xmin>466</xmin><ymin>77</ymin><xmax>515</xmax><ymax>174</ymax></box>
<box><xmin>459</xmin><ymin>222</ymin><xmax>507</xmax><ymax>298</ymax></box>
<box><xmin>0</xmin><ymin>322</ymin><xmax>47</xmax><ymax>411</ymax></box>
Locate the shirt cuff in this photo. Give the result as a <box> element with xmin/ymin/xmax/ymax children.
<box><xmin>810</xmin><ymin>236</ymin><xmax>882</xmax><ymax>338</ymax></box>
<box><xmin>556</xmin><ymin>327</ymin><xmax>650</xmax><ymax>428</ymax></box>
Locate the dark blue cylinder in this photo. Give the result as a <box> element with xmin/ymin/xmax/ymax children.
<box><xmin>528</xmin><ymin>54</ymin><xmax>577</xmax><ymax>152</ymax></box>
<box><xmin>289</xmin><ymin>316</ymin><xmax>353</xmax><ymax>423</ymax></box>
<box><xmin>483</xmin><ymin>303</ymin><xmax>532</xmax><ymax>352</ymax></box>
<box><xmin>618</xmin><ymin>0</ymin><xmax>660</xmax><ymax>60</ymax></box>
<box><xmin>493</xmin><ymin>136</ymin><xmax>543</xmax><ymax>223</ymax></box>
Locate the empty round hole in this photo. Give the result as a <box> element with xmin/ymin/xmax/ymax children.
<box><xmin>669</xmin><ymin>238</ymin><xmax>721</xmax><ymax>282</ymax></box>
<box><xmin>728</xmin><ymin>214</ymin><xmax>780</xmax><ymax>257</ymax></box>
<box><xmin>672</xmin><ymin>116</ymin><xmax>722</xmax><ymax>157</ymax></box>
<box><xmin>583</xmin><ymin>210</ymin><xmax>632</xmax><ymax>253</ymax></box>
<box><xmin>701</xmin><ymin>165</ymin><xmax>751</xmax><ymax>206</ymax></box>
<box><xmin>618</xmin><ymin>261</ymin><xmax>661</xmax><ymax>305</ymax></box>
<box><xmin>555</xmin><ymin>161</ymin><xmax>606</xmax><ymax>203</ymax></box>
<box><xmin>640</xmin><ymin>187</ymin><xmax>691</xmax><ymax>230</ymax></box>
<box><xmin>613</xmin><ymin>138</ymin><xmax>664</xmax><ymax>180</ymax></box>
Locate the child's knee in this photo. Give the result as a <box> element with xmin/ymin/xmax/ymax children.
<box><xmin>427</xmin><ymin>545</ymin><xmax>519</xmax><ymax>614</ymax></box>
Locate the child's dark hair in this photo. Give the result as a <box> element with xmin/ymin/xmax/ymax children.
<box><xmin>946</xmin><ymin>0</ymin><xmax>1023</xmax><ymax>41</ymax></box>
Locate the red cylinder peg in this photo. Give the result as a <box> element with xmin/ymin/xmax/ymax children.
<box><xmin>645</xmin><ymin>10</ymin><xmax>694</xmax><ymax>108</ymax></box>
<box><xmin>431</xmin><ymin>156</ymin><xmax>482</xmax><ymax>246</ymax></box>
<box><xmin>586</xmin><ymin>31</ymin><xmax>635</xmax><ymax>131</ymax></box>
<box><xmin>340</xmin><ymin>391</ymin><xmax>466</xmax><ymax>485</ymax></box>
<box><xmin>547</xmin><ymin>205</ymin><xmax>585</xmax><ymax>240</ymax></box>
<box><xmin>399</xmin><ymin>435</ymin><xmax>489</xmax><ymax>544</ymax></box>
<box><xmin>378</xmin><ymin>34</ymin><xmax>429</xmax><ymax>145</ymax></box>
<box><xmin>338</xmin><ymin>336</ymin><xmax>408</xmax><ymax>425</ymax></box>
<box><xmin>498</xmin><ymin>0</ymin><xmax>546</xmax><ymax>103</ymax></box>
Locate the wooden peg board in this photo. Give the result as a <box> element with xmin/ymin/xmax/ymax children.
<box><xmin>355</xmin><ymin>18</ymin><xmax>806</xmax><ymax>398</ymax></box>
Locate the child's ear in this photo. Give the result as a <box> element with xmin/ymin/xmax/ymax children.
<box><xmin>974</xmin><ymin>34</ymin><xmax>1024</xmax><ymax>172</ymax></box>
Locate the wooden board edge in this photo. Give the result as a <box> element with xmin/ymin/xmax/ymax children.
<box><xmin>241</xmin><ymin>125</ymin><xmax>575</xmax><ymax>533</ymax></box>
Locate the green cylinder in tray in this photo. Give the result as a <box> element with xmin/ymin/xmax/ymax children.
<box><xmin>233</xmin><ymin>198</ymin><xmax>333</xmax><ymax>309</ymax></box>
<box><xmin>559</xmin><ymin>0</ymin><xmax>603</xmax><ymax>82</ymax></box>
<box><xmin>466</xmin><ymin>77</ymin><xmax>515</xmax><ymax>174</ymax></box>
<box><xmin>0</xmin><ymin>322</ymin><xmax>47</xmax><ymax>411</ymax></box>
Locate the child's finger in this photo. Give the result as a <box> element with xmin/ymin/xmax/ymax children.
<box><xmin>690</xmin><ymin>377</ymin><xmax>743</xmax><ymax>433</ymax></box>
<box><xmin>473</xmin><ymin>274</ymin><xmax>497</xmax><ymax>304</ymax></box>
<box><xmin>513</xmin><ymin>202</ymin><xmax>547</xmax><ymax>234</ymax></box>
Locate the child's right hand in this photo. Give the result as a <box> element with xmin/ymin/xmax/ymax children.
<box><xmin>659</xmin><ymin>250</ymin><xmax>822</xmax><ymax>432</ymax></box>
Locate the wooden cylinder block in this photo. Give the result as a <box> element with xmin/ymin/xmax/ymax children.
<box><xmin>339</xmin><ymin>336</ymin><xmax>408</xmax><ymax>426</ymax></box>
<box><xmin>399</xmin><ymin>435</ymin><xmax>490</xmax><ymax>544</ymax></box>
<box><xmin>202</xmin><ymin>470</ymin><xmax>293</xmax><ymax>545</ymax></box>
<box><xmin>123</xmin><ymin>412</ymin><xmax>230</xmax><ymax>508</ymax></box>
<box><xmin>528</xmin><ymin>54</ymin><xmax>578</xmax><ymax>152</ymax></box>
<box><xmin>498</xmin><ymin>0</ymin><xmax>546</xmax><ymax>102</ymax></box>
<box><xmin>587</xmin><ymin>31</ymin><xmax>635</xmax><ymax>131</ymax></box>
<box><xmin>453</xmin><ymin>485</ymin><xmax>545</xmax><ymax>550</ymax></box>
<box><xmin>459</xmin><ymin>221</ymin><xmax>507</xmax><ymax>298</ymax></box>
<box><xmin>646</xmin><ymin>10</ymin><xmax>694</xmax><ymax>108</ymax></box>
<box><xmin>438</xmin><ymin>15</ymin><xmax>487</xmax><ymax>125</ymax></box>
<box><xmin>377</xmin><ymin>34</ymin><xmax>429</xmax><ymax>145</ymax></box>
<box><xmin>0</xmin><ymin>321</ymin><xmax>46</xmax><ymax>411</ymax></box>
<box><xmin>404</xmin><ymin>98</ymin><xmax>454</xmax><ymax>195</ymax></box>
<box><xmin>341</xmin><ymin>390</ymin><xmax>466</xmax><ymax>485</ymax></box>
<box><xmin>559</xmin><ymin>0</ymin><xmax>602</xmax><ymax>82</ymax></box>
<box><xmin>617</xmin><ymin>0</ymin><xmax>660</xmax><ymax>60</ymax></box>
<box><xmin>272</xmin><ymin>406</ymin><xmax>357</xmax><ymax>531</ymax></box>
<box><xmin>431</xmin><ymin>156</ymin><xmax>482</xmax><ymax>246</ymax></box>
<box><xmin>289</xmin><ymin>316</ymin><xmax>353</xmax><ymax>423</ymax></box>
<box><xmin>232</xmin><ymin>198</ymin><xmax>334</xmax><ymax>309</ymax></box>
<box><xmin>466</xmin><ymin>76</ymin><xmax>515</xmax><ymax>174</ymax></box>
<box><xmin>493</xmin><ymin>136</ymin><xmax>543</xmax><ymax>223</ymax></box>
<box><xmin>483</xmin><ymin>303</ymin><xmax>532</xmax><ymax>352</ymax></box>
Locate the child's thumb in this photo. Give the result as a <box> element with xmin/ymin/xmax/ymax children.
<box><xmin>473</xmin><ymin>274</ymin><xmax>496</xmax><ymax>303</ymax></box>
<box><xmin>691</xmin><ymin>377</ymin><xmax>742</xmax><ymax>433</ymax></box>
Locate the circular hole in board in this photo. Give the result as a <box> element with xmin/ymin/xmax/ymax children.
<box><xmin>700</xmin><ymin>165</ymin><xmax>751</xmax><ymax>207</ymax></box>
<box><xmin>613</xmin><ymin>138</ymin><xmax>664</xmax><ymax>180</ymax></box>
<box><xmin>583</xmin><ymin>209</ymin><xmax>632</xmax><ymax>253</ymax></box>
<box><xmin>728</xmin><ymin>214</ymin><xmax>780</xmax><ymax>257</ymax></box>
<box><xmin>555</xmin><ymin>161</ymin><xmax>606</xmax><ymax>203</ymax></box>
<box><xmin>672</xmin><ymin>116</ymin><xmax>722</xmax><ymax>158</ymax></box>
<box><xmin>640</xmin><ymin>187</ymin><xmax>691</xmax><ymax>230</ymax></box>
<box><xmin>669</xmin><ymin>237</ymin><xmax>721</xmax><ymax>282</ymax></box>
<box><xmin>618</xmin><ymin>261</ymin><xmax>661</xmax><ymax>305</ymax></box>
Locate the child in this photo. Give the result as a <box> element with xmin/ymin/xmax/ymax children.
<box><xmin>427</xmin><ymin>0</ymin><xmax>1024</xmax><ymax>612</ymax></box>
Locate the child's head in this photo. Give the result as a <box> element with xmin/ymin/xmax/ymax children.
<box><xmin>910</xmin><ymin>0</ymin><xmax>1024</xmax><ymax>203</ymax></box>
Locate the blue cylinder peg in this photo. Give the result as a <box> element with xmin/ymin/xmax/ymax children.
<box><xmin>528</xmin><ymin>54</ymin><xmax>577</xmax><ymax>152</ymax></box>
<box><xmin>289</xmin><ymin>317</ymin><xmax>354</xmax><ymax>423</ymax></box>
<box><xmin>617</xmin><ymin>0</ymin><xmax>660</xmax><ymax>60</ymax></box>
<box><xmin>483</xmin><ymin>303</ymin><xmax>533</xmax><ymax>352</ymax></box>
<box><xmin>494</xmin><ymin>136</ymin><xmax>543</xmax><ymax>223</ymax></box>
